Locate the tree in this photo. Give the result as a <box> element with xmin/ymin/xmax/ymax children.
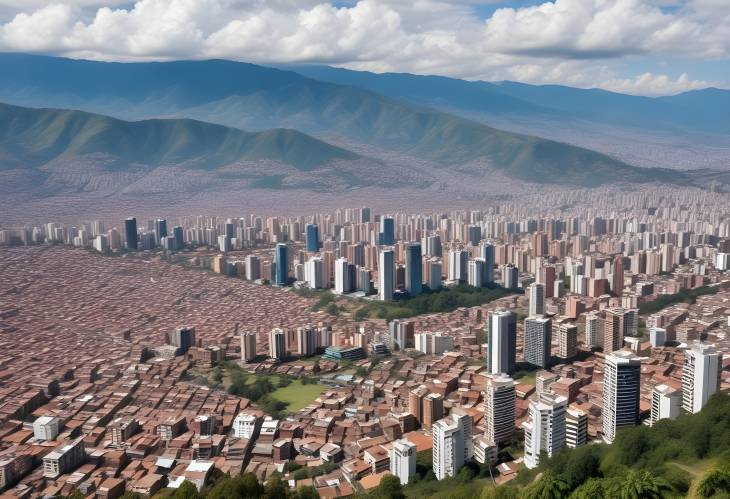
<box><xmin>569</xmin><ymin>478</ymin><xmax>611</xmax><ymax>499</ymax></box>
<box><xmin>616</xmin><ymin>470</ymin><xmax>671</xmax><ymax>499</ymax></box>
<box><xmin>373</xmin><ymin>474</ymin><xmax>405</xmax><ymax>499</ymax></box>
<box><xmin>264</xmin><ymin>474</ymin><xmax>289</xmax><ymax>499</ymax></box>
<box><xmin>522</xmin><ymin>471</ymin><xmax>570</xmax><ymax>499</ymax></box>
<box><xmin>480</xmin><ymin>485</ymin><xmax>520</xmax><ymax>499</ymax></box>
<box><xmin>120</xmin><ymin>493</ymin><xmax>144</xmax><ymax>499</ymax></box>
<box><xmin>694</xmin><ymin>459</ymin><xmax>730</xmax><ymax>498</ymax></box>
<box><xmin>293</xmin><ymin>486</ymin><xmax>319</xmax><ymax>499</ymax></box>
<box><xmin>174</xmin><ymin>481</ymin><xmax>201</xmax><ymax>499</ymax></box>
<box><xmin>65</xmin><ymin>491</ymin><xmax>84</xmax><ymax>499</ymax></box>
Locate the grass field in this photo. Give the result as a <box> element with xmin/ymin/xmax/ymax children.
<box><xmin>270</xmin><ymin>380</ymin><xmax>325</xmax><ymax>412</ymax></box>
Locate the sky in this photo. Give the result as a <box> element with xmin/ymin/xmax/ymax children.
<box><xmin>0</xmin><ymin>0</ymin><xmax>728</xmax><ymax>96</ymax></box>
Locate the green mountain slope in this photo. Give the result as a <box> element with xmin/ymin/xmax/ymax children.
<box><xmin>0</xmin><ymin>54</ymin><xmax>691</xmax><ymax>187</ymax></box>
<box><xmin>0</xmin><ymin>102</ymin><xmax>359</xmax><ymax>171</ymax></box>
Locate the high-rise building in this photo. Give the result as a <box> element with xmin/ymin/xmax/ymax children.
<box><xmin>479</xmin><ymin>243</ymin><xmax>495</xmax><ymax>284</ymax></box>
<box><xmin>602</xmin><ymin>351</ymin><xmax>641</xmax><ymax>443</ymax></box>
<box><xmin>649</xmin><ymin>327</ymin><xmax>667</xmax><ymax>347</ymax></box>
<box><xmin>173</xmin><ymin>226</ymin><xmax>184</xmax><ymax>250</ymax></box>
<box><xmin>524</xmin><ymin>317</ymin><xmax>551</xmax><ymax>368</ymax></box>
<box><xmin>240</xmin><ymin>332</ymin><xmax>257</xmax><ymax>362</ymax></box>
<box><xmin>502</xmin><ymin>264</ymin><xmax>518</xmax><ymax>289</ymax></box>
<box><xmin>305</xmin><ymin>223</ymin><xmax>320</xmax><ymax>252</ymax></box>
<box><xmin>405</xmin><ymin>243</ymin><xmax>423</xmax><ymax>296</ymax></box>
<box><xmin>305</xmin><ymin>256</ymin><xmax>325</xmax><ymax>289</ymax></box>
<box><xmin>682</xmin><ymin>342</ymin><xmax>722</xmax><ymax>414</ymax></box>
<box><xmin>334</xmin><ymin>257</ymin><xmax>352</xmax><ymax>294</ymax></box>
<box><xmin>557</xmin><ymin>322</ymin><xmax>578</xmax><ymax>360</ymax></box>
<box><xmin>274</xmin><ymin>243</ymin><xmax>289</xmax><ymax>286</ymax></box>
<box><xmin>523</xmin><ymin>392</ymin><xmax>568</xmax><ymax>469</ymax></box>
<box><xmin>378</xmin><ymin>248</ymin><xmax>395</xmax><ymax>301</ymax></box>
<box><xmin>389</xmin><ymin>319</ymin><xmax>415</xmax><ymax>350</ymax></box>
<box><xmin>297</xmin><ymin>326</ymin><xmax>318</xmax><ymax>357</ymax></box>
<box><xmin>432</xmin><ymin>410</ymin><xmax>473</xmax><ymax>480</ymax></box>
<box><xmin>422</xmin><ymin>393</ymin><xmax>444</xmax><ymax>430</ymax></box>
<box><xmin>484</xmin><ymin>374</ymin><xmax>515</xmax><ymax>445</ymax></box>
<box><xmin>268</xmin><ymin>328</ymin><xmax>287</xmax><ymax>360</ymax></box>
<box><xmin>585</xmin><ymin>313</ymin><xmax>603</xmax><ymax>349</ymax></box>
<box><xmin>426</xmin><ymin>258</ymin><xmax>443</xmax><ymax>289</ymax></box>
<box><xmin>124</xmin><ymin>217</ymin><xmax>138</xmax><ymax>251</ymax></box>
<box><xmin>528</xmin><ymin>283</ymin><xmax>545</xmax><ymax>316</ymax></box>
<box><xmin>468</xmin><ymin>258</ymin><xmax>486</xmax><ymax>287</ymax></box>
<box><xmin>565</xmin><ymin>407</ymin><xmax>588</xmax><ymax>448</ymax></box>
<box><xmin>379</xmin><ymin>216</ymin><xmax>395</xmax><ymax>246</ymax></box>
<box><xmin>154</xmin><ymin>218</ymin><xmax>167</xmax><ymax>245</ymax></box>
<box><xmin>390</xmin><ymin>439</ymin><xmax>417</xmax><ymax>485</ymax></box>
<box><xmin>650</xmin><ymin>384</ymin><xmax>681</xmax><ymax>426</ymax></box>
<box><xmin>603</xmin><ymin>308</ymin><xmax>629</xmax><ymax>354</ymax></box>
<box><xmin>169</xmin><ymin>326</ymin><xmax>196</xmax><ymax>354</ymax></box>
<box><xmin>611</xmin><ymin>255</ymin><xmax>624</xmax><ymax>296</ymax></box>
<box><xmin>488</xmin><ymin>310</ymin><xmax>516</xmax><ymax>375</ymax></box>
<box><xmin>448</xmin><ymin>249</ymin><xmax>468</xmax><ymax>282</ymax></box>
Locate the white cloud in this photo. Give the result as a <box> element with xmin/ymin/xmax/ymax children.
<box><xmin>600</xmin><ymin>72</ymin><xmax>715</xmax><ymax>95</ymax></box>
<box><xmin>0</xmin><ymin>0</ymin><xmax>727</xmax><ymax>95</ymax></box>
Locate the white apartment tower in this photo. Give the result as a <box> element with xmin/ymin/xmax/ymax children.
<box><xmin>565</xmin><ymin>407</ymin><xmax>588</xmax><ymax>448</ymax></box>
<box><xmin>682</xmin><ymin>342</ymin><xmax>722</xmax><ymax>414</ymax></box>
<box><xmin>523</xmin><ymin>393</ymin><xmax>568</xmax><ymax>469</ymax></box>
<box><xmin>240</xmin><ymin>332</ymin><xmax>257</xmax><ymax>362</ymax></box>
<box><xmin>389</xmin><ymin>439</ymin><xmax>417</xmax><ymax>485</ymax></box>
<box><xmin>488</xmin><ymin>310</ymin><xmax>516</xmax><ymax>375</ymax></box>
<box><xmin>379</xmin><ymin>248</ymin><xmax>395</xmax><ymax>301</ymax></box>
<box><xmin>484</xmin><ymin>374</ymin><xmax>515</xmax><ymax>445</ymax></box>
<box><xmin>432</xmin><ymin>410</ymin><xmax>473</xmax><ymax>480</ymax></box>
<box><xmin>649</xmin><ymin>384</ymin><xmax>681</xmax><ymax>426</ymax></box>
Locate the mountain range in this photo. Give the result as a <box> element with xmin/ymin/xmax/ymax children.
<box><xmin>1</xmin><ymin>53</ymin><xmax>727</xmax><ymax>198</ymax></box>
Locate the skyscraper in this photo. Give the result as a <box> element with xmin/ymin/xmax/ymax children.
<box><xmin>378</xmin><ymin>248</ymin><xmax>395</xmax><ymax>301</ymax></box>
<box><xmin>602</xmin><ymin>351</ymin><xmax>641</xmax><ymax>443</ymax></box>
<box><xmin>611</xmin><ymin>255</ymin><xmax>624</xmax><ymax>296</ymax></box>
<box><xmin>484</xmin><ymin>374</ymin><xmax>515</xmax><ymax>445</ymax></box>
<box><xmin>240</xmin><ymin>332</ymin><xmax>257</xmax><ymax>362</ymax></box>
<box><xmin>432</xmin><ymin>410</ymin><xmax>473</xmax><ymax>480</ymax></box>
<box><xmin>268</xmin><ymin>328</ymin><xmax>287</xmax><ymax>360</ymax></box>
<box><xmin>274</xmin><ymin>243</ymin><xmax>288</xmax><ymax>286</ymax></box>
<box><xmin>603</xmin><ymin>307</ymin><xmax>629</xmax><ymax>354</ymax></box>
<box><xmin>468</xmin><ymin>258</ymin><xmax>486</xmax><ymax>287</ymax></box>
<box><xmin>405</xmin><ymin>243</ymin><xmax>423</xmax><ymax>296</ymax></box>
<box><xmin>305</xmin><ymin>223</ymin><xmax>320</xmax><ymax>252</ymax></box>
<box><xmin>390</xmin><ymin>439</ymin><xmax>416</xmax><ymax>486</ymax></box>
<box><xmin>124</xmin><ymin>217</ymin><xmax>138</xmax><ymax>251</ymax></box>
<box><xmin>528</xmin><ymin>282</ymin><xmax>545</xmax><ymax>316</ymax></box>
<box><xmin>523</xmin><ymin>392</ymin><xmax>568</xmax><ymax>469</ymax></box>
<box><xmin>379</xmin><ymin>216</ymin><xmax>395</xmax><ymax>246</ymax></box>
<box><xmin>448</xmin><ymin>249</ymin><xmax>468</xmax><ymax>282</ymax></box>
<box><xmin>557</xmin><ymin>322</ymin><xmax>578</xmax><ymax>360</ymax></box>
<box><xmin>524</xmin><ymin>316</ymin><xmax>552</xmax><ymax>368</ymax></box>
<box><xmin>334</xmin><ymin>257</ymin><xmax>352</xmax><ymax>294</ymax></box>
<box><xmin>154</xmin><ymin>218</ymin><xmax>167</xmax><ymax>246</ymax></box>
<box><xmin>682</xmin><ymin>342</ymin><xmax>722</xmax><ymax>414</ymax></box>
<box><xmin>502</xmin><ymin>264</ymin><xmax>518</xmax><ymax>289</ymax></box>
<box><xmin>488</xmin><ymin>310</ymin><xmax>516</xmax><ymax>375</ymax></box>
<box><xmin>173</xmin><ymin>226</ymin><xmax>184</xmax><ymax>250</ymax></box>
<box><xmin>479</xmin><ymin>243</ymin><xmax>495</xmax><ymax>284</ymax></box>
<box><xmin>585</xmin><ymin>313</ymin><xmax>603</xmax><ymax>349</ymax></box>
<box><xmin>297</xmin><ymin>326</ymin><xmax>318</xmax><ymax>357</ymax></box>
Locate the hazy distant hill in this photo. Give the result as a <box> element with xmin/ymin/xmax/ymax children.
<box><xmin>290</xmin><ymin>64</ymin><xmax>730</xmax><ymax>135</ymax></box>
<box><xmin>0</xmin><ymin>54</ymin><xmax>690</xmax><ymax>188</ymax></box>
